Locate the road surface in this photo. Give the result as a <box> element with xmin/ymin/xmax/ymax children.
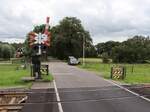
<box><xmin>48</xmin><ymin>62</ymin><xmax>150</xmax><ymax>112</ymax></box>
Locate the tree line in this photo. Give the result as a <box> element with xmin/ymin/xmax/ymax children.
<box><xmin>24</xmin><ymin>17</ymin><xmax>96</xmax><ymax>59</ymax></box>
<box><xmin>24</xmin><ymin>16</ymin><xmax>150</xmax><ymax>63</ymax></box>
<box><xmin>96</xmin><ymin>36</ymin><xmax>150</xmax><ymax>63</ymax></box>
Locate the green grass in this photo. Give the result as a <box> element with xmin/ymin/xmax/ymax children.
<box><xmin>0</xmin><ymin>62</ymin><xmax>54</xmax><ymax>88</ymax></box>
<box><xmin>79</xmin><ymin>58</ymin><xmax>150</xmax><ymax>84</ymax></box>
<box><xmin>42</xmin><ymin>74</ymin><xmax>54</xmax><ymax>82</ymax></box>
<box><xmin>0</xmin><ymin>64</ymin><xmax>31</xmax><ymax>88</ymax></box>
<box><xmin>79</xmin><ymin>58</ymin><xmax>102</xmax><ymax>63</ymax></box>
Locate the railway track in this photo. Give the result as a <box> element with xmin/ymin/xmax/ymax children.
<box><xmin>0</xmin><ymin>92</ymin><xmax>27</xmax><ymax>112</ymax></box>
<box><xmin>0</xmin><ymin>89</ymin><xmax>55</xmax><ymax>112</ymax></box>
<box><xmin>0</xmin><ymin>86</ymin><xmax>149</xmax><ymax>112</ymax></box>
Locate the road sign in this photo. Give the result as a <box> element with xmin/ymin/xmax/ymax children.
<box><xmin>28</xmin><ymin>32</ymin><xmax>38</xmax><ymax>47</ymax></box>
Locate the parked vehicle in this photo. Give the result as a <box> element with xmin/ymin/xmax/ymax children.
<box><xmin>68</xmin><ymin>56</ymin><xmax>80</xmax><ymax>65</ymax></box>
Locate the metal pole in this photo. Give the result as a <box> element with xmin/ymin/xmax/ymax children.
<box><xmin>83</xmin><ymin>35</ymin><xmax>85</xmax><ymax>66</ymax></box>
<box><xmin>38</xmin><ymin>33</ymin><xmax>42</xmax><ymax>55</ymax></box>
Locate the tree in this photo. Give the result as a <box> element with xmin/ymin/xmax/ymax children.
<box><xmin>23</xmin><ymin>38</ymin><xmax>32</xmax><ymax>58</ymax></box>
<box><xmin>33</xmin><ymin>24</ymin><xmax>51</xmax><ymax>34</ymax></box>
<box><xmin>0</xmin><ymin>44</ymin><xmax>2</xmax><ymax>58</ymax></box>
<box><xmin>24</xmin><ymin>17</ymin><xmax>95</xmax><ymax>59</ymax></box>
<box><xmin>112</xmin><ymin>35</ymin><xmax>150</xmax><ymax>63</ymax></box>
<box><xmin>96</xmin><ymin>35</ymin><xmax>150</xmax><ymax>63</ymax></box>
<box><xmin>96</xmin><ymin>41</ymin><xmax>120</xmax><ymax>58</ymax></box>
<box><xmin>1</xmin><ymin>44</ymin><xmax>15</xmax><ymax>59</ymax></box>
<box><xmin>11</xmin><ymin>43</ymin><xmax>23</xmax><ymax>51</ymax></box>
<box><xmin>50</xmin><ymin>17</ymin><xmax>93</xmax><ymax>59</ymax></box>
<box><xmin>101</xmin><ymin>52</ymin><xmax>109</xmax><ymax>63</ymax></box>
<box><xmin>85</xmin><ymin>42</ymin><xmax>97</xmax><ymax>57</ymax></box>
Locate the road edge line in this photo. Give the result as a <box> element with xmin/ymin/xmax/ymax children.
<box><xmin>53</xmin><ymin>80</ymin><xmax>64</xmax><ymax>112</ymax></box>
<box><xmin>103</xmin><ymin>78</ymin><xmax>150</xmax><ymax>102</ymax></box>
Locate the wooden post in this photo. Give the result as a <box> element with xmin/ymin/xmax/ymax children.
<box><xmin>131</xmin><ymin>64</ymin><xmax>134</xmax><ymax>74</ymax></box>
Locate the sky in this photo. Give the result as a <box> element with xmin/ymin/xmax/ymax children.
<box><xmin>0</xmin><ymin>0</ymin><xmax>150</xmax><ymax>44</ymax></box>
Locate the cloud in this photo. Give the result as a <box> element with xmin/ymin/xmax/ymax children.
<box><xmin>0</xmin><ymin>0</ymin><xmax>150</xmax><ymax>44</ymax></box>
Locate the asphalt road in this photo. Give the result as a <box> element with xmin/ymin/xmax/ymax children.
<box><xmin>49</xmin><ymin>62</ymin><xmax>150</xmax><ymax>112</ymax></box>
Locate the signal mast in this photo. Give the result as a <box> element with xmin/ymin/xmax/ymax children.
<box><xmin>28</xmin><ymin>17</ymin><xmax>51</xmax><ymax>79</ymax></box>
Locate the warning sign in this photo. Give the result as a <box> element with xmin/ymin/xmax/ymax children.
<box><xmin>110</xmin><ymin>66</ymin><xmax>126</xmax><ymax>79</ymax></box>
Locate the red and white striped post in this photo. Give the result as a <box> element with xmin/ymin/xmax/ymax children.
<box><xmin>43</xmin><ymin>17</ymin><xmax>51</xmax><ymax>46</ymax></box>
<box><xmin>44</xmin><ymin>17</ymin><xmax>50</xmax><ymax>35</ymax></box>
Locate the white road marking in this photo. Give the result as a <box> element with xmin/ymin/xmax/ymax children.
<box><xmin>103</xmin><ymin>78</ymin><xmax>150</xmax><ymax>102</ymax></box>
<box><xmin>53</xmin><ymin>80</ymin><xmax>64</xmax><ymax>112</ymax></box>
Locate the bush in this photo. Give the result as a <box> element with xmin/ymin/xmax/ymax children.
<box><xmin>0</xmin><ymin>44</ymin><xmax>15</xmax><ymax>59</ymax></box>
<box><xmin>102</xmin><ymin>57</ymin><xmax>109</xmax><ymax>63</ymax></box>
<box><xmin>102</xmin><ymin>53</ymin><xmax>109</xmax><ymax>63</ymax></box>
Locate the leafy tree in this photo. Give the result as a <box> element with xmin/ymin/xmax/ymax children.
<box><xmin>23</xmin><ymin>38</ymin><xmax>32</xmax><ymax>58</ymax></box>
<box><xmin>96</xmin><ymin>41</ymin><xmax>120</xmax><ymax>57</ymax></box>
<box><xmin>96</xmin><ymin>35</ymin><xmax>150</xmax><ymax>63</ymax></box>
<box><xmin>50</xmin><ymin>17</ymin><xmax>93</xmax><ymax>59</ymax></box>
<box><xmin>112</xmin><ymin>35</ymin><xmax>150</xmax><ymax>63</ymax></box>
<box><xmin>0</xmin><ymin>44</ymin><xmax>2</xmax><ymax>58</ymax></box>
<box><xmin>11</xmin><ymin>43</ymin><xmax>23</xmax><ymax>51</ymax></box>
<box><xmin>1</xmin><ymin>44</ymin><xmax>15</xmax><ymax>59</ymax></box>
<box><xmin>101</xmin><ymin>52</ymin><xmax>109</xmax><ymax>63</ymax></box>
<box><xmin>24</xmin><ymin>17</ymin><xmax>94</xmax><ymax>60</ymax></box>
<box><xmin>85</xmin><ymin>42</ymin><xmax>97</xmax><ymax>57</ymax></box>
<box><xmin>33</xmin><ymin>24</ymin><xmax>51</xmax><ymax>34</ymax></box>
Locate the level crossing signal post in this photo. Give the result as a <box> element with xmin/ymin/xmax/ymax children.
<box><xmin>28</xmin><ymin>17</ymin><xmax>51</xmax><ymax>79</ymax></box>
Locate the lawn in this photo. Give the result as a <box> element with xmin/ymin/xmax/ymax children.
<box><xmin>0</xmin><ymin>64</ymin><xmax>31</xmax><ymax>88</ymax></box>
<box><xmin>79</xmin><ymin>58</ymin><xmax>150</xmax><ymax>84</ymax></box>
<box><xmin>42</xmin><ymin>73</ymin><xmax>54</xmax><ymax>82</ymax></box>
<box><xmin>79</xmin><ymin>58</ymin><xmax>102</xmax><ymax>63</ymax></box>
<box><xmin>0</xmin><ymin>63</ymin><xmax>54</xmax><ymax>88</ymax></box>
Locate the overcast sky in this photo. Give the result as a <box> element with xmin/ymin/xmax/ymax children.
<box><xmin>0</xmin><ymin>0</ymin><xmax>150</xmax><ymax>44</ymax></box>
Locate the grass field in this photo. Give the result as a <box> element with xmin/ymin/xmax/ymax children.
<box><xmin>0</xmin><ymin>64</ymin><xmax>31</xmax><ymax>88</ymax></box>
<box><xmin>79</xmin><ymin>58</ymin><xmax>102</xmax><ymax>63</ymax></box>
<box><xmin>0</xmin><ymin>63</ymin><xmax>54</xmax><ymax>88</ymax></box>
<box><xmin>79</xmin><ymin>58</ymin><xmax>150</xmax><ymax>84</ymax></box>
<box><xmin>42</xmin><ymin>74</ymin><xmax>54</xmax><ymax>82</ymax></box>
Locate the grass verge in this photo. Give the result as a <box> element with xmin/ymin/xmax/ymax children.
<box><xmin>0</xmin><ymin>64</ymin><xmax>31</xmax><ymax>88</ymax></box>
<box><xmin>78</xmin><ymin>58</ymin><xmax>150</xmax><ymax>84</ymax></box>
<box><xmin>42</xmin><ymin>73</ymin><xmax>54</xmax><ymax>82</ymax></box>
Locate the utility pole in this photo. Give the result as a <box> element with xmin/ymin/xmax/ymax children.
<box><xmin>77</xmin><ymin>32</ymin><xmax>85</xmax><ymax>66</ymax></box>
<box><xmin>82</xmin><ymin>34</ymin><xmax>85</xmax><ymax>66</ymax></box>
